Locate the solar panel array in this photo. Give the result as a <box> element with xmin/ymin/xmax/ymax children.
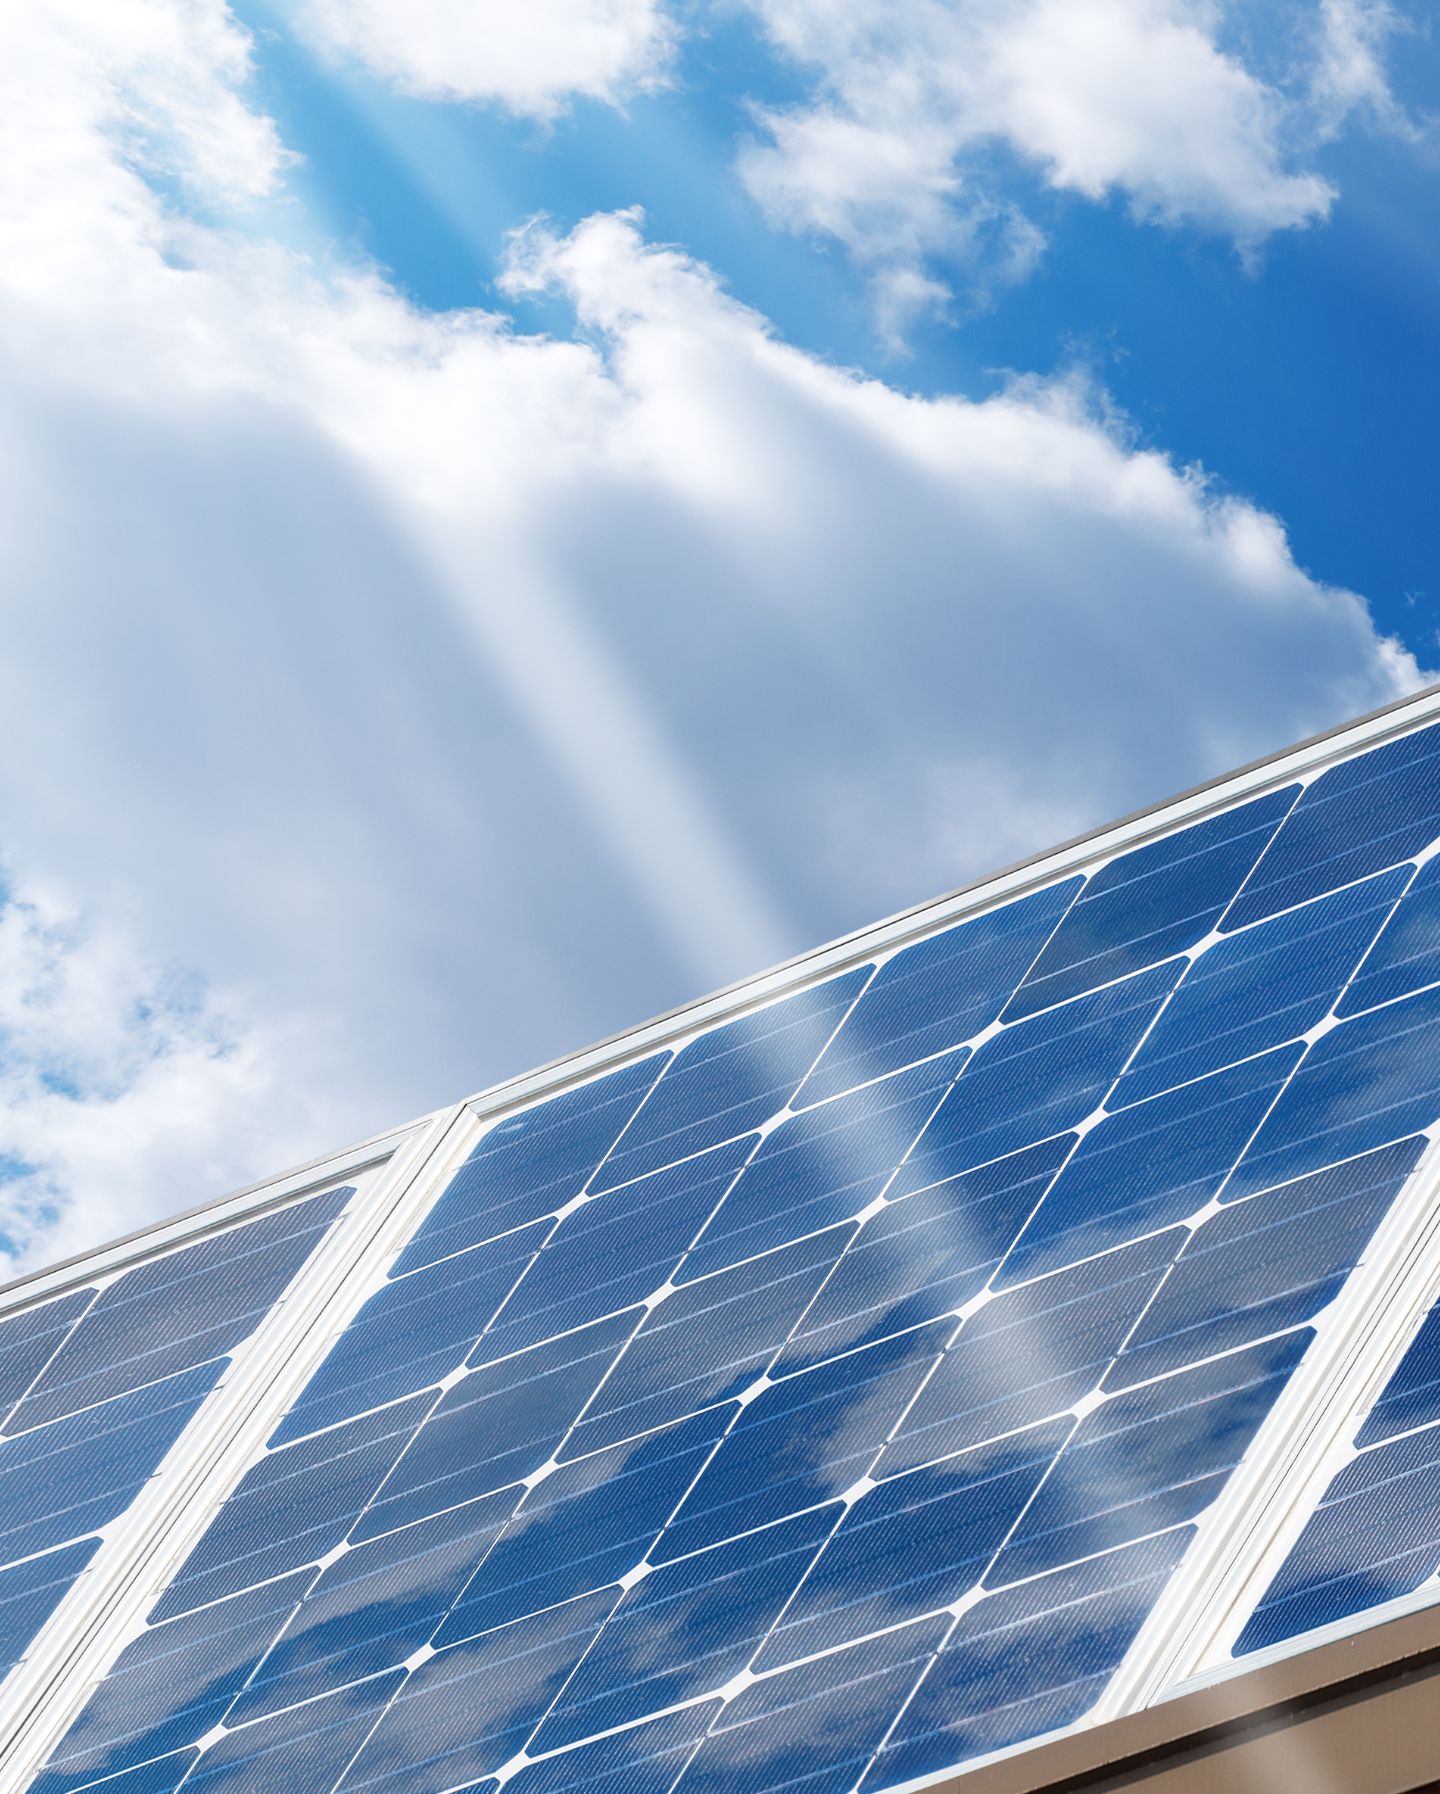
<box><xmin>13</xmin><ymin>703</ymin><xmax>1440</xmax><ymax>1794</ymax></box>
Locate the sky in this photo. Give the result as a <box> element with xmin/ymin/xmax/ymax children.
<box><xmin>0</xmin><ymin>0</ymin><xmax>1435</xmax><ymax>1273</ymax></box>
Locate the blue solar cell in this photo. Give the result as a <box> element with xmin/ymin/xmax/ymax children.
<box><xmin>182</xmin><ymin>1669</ymin><xmax>402</xmax><ymax>1794</ymax></box>
<box><xmin>33</xmin><ymin>1571</ymin><xmax>316</xmax><ymax>1793</ymax></box>
<box><xmin>863</xmin><ymin>1530</ymin><xmax>1194</xmax><ymax>1790</ymax></box>
<box><xmin>1005</xmin><ymin>790</ymin><xmax>1297</xmax><ymax>1022</ymax></box>
<box><xmin>535</xmin><ymin>1506</ymin><xmax>838</xmax><ymax>1752</ymax></box>
<box><xmin>1224</xmin><ymin>721</ymin><xmax>1440</xmax><ymax>931</ymax></box>
<box><xmin>682</xmin><ymin>1058</ymin><xmax>962</xmax><ymax>1281</ymax></box>
<box><xmin>889</xmin><ymin>964</ymin><xmax>1180</xmax><ymax>1199</ymax></box>
<box><xmin>11</xmin><ymin>1190</ymin><xmax>353</xmax><ymax>1435</ymax></box>
<box><xmin>1236</xmin><ymin>1423</ymin><xmax>1440</xmax><ymax>1655</ymax></box>
<box><xmin>0</xmin><ymin>1290</ymin><xmax>94</xmax><ymax>1427</ymax></box>
<box><xmin>1225</xmin><ymin>983</ymin><xmax>1440</xmax><ymax>1200</ymax></box>
<box><xmin>231</xmin><ymin>1489</ymin><xmax>520</xmax><ymax>1724</ymax></box>
<box><xmin>592</xmin><ymin>974</ymin><xmax>870</xmax><ymax>1190</ymax></box>
<box><xmin>564</xmin><ymin>1228</ymin><xmax>850</xmax><ymax>1456</ymax></box>
<box><xmin>759</xmin><ymin>1419</ymin><xmax>1072</xmax><ymax>1670</ymax></box>
<box><xmin>1113</xmin><ymin>871</ymin><xmax>1407</xmax><ymax>1108</ymax></box>
<box><xmin>880</xmin><ymin>1234</ymin><xmax>1179</xmax><ymax>1477</ymax></box>
<box><xmin>1338</xmin><ymin>855</ymin><xmax>1440</xmax><ymax>1016</ymax></box>
<box><xmin>152</xmin><ymin>1392</ymin><xmax>436</xmax><ymax>1622</ymax></box>
<box><xmin>675</xmin><ymin>1618</ymin><xmax>947</xmax><ymax>1794</ymax></box>
<box><xmin>798</xmin><ymin>882</ymin><xmax>1081</xmax><ymax>1105</ymax></box>
<box><xmin>357</xmin><ymin>1311</ymin><xmax>639</xmax><ymax>1539</ymax></box>
<box><xmin>434</xmin><ymin>1408</ymin><xmax>731</xmax><ymax>1646</ymax></box>
<box><xmin>655</xmin><ymin>1321</ymin><xmax>951</xmax><ymax>1564</ymax></box>
<box><xmin>337</xmin><ymin>1589</ymin><xmax>618</xmax><ymax>1794</ymax></box>
<box><xmin>477</xmin><ymin>1139</ymin><xmax>754</xmax><ymax>1359</ymax></box>
<box><xmin>0</xmin><ymin>1538</ymin><xmax>98</xmax><ymax>1677</ymax></box>
<box><xmin>1358</xmin><ymin>1307</ymin><xmax>1440</xmax><ymax>1447</ymax></box>
<box><xmin>997</xmin><ymin>1047</ymin><xmax>1303</xmax><ymax>1286</ymax></box>
<box><xmin>777</xmin><ymin>1136</ymin><xmax>1074</xmax><ymax>1373</ymax></box>
<box><xmin>1109</xmin><ymin>1139</ymin><xmax>1424</xmax><ymax>1390</ymax></box>
<box><xmin>39</xmin><ymin>1755</ymin><xmax>197</xmax><ymax>1794</ymax></box>
<box><xmin>393</xmin><ymin>1056</ymin><xmax>669</xmax><ymax>1276</ymax></box>
<box><xmin>992</xmin><ymin>1331</ymin><xmax>1310</xmax><ymax>1585</ymax></box>
<box><xmin>270</xmin><ymin>1221</ymin><xmax>548</xmax><ymax>1448</ymax></box>
<box><xmin>508</xmin><ymin>1703</ymin><xmax>720</xmax><ymax>1794</ymax></box>
<box><xmin>0</xmin><ymin>1363</ymin><xmax>220</xmax><ymax>1570</ymax></box>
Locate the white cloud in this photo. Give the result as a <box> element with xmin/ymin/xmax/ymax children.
<box><xmin>739</xmin><ymin>0</ymin><xmax>1343</xmax><ymax>322</ymax></box>
<box><xmin>289</xmin><ymin>0</ymin><xmax>675</xmax><ymax>116</ymax></box>
<box><xmin>1310</xmin><ymin>0</ymin><xmax>1428</xmax><ymax>142</ymax></box>
<box><xmin>0</xmin><ymin>874</ymin><xmax>325</xmax><ymax>1277</ymax></box>
<box><xmin>0</xmin><ymin>4</ymin><xmax>1422</xmax><ymax>1268</ymax></box>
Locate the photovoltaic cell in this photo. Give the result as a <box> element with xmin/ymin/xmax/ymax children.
<box><xmin>0</xmin><ymin>1184</ymin><xmax>350</xmax><ymax>1698</ymax></box>
<box><xmin>28</xmin><ymin>705</ymin><xmax>1440</xmax><ymax>1794</ymax></box>
<box><xmin>1236</xmin><ymin>1277</ymin><xmax>1440</xmax><ymax>1658</ymax></box>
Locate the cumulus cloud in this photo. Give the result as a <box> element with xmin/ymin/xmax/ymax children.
<box><xmin>738</xmin><ymin>0</ymin><xmax>1349</xmax><ymax>327</ymax></box>
<box><xmin>0</xmin><ymin>3</ymin><xmax>1422</xmax><ymax>1266</ymax></box>
<box><xmin>290</xmin><ymin>0</ymin><xmax>675</xmax><ymax>115</ymax></box>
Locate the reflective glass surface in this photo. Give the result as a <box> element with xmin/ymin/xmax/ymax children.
<box><xmin>31</xmin><ymin>711</ymin><xmax>1440</xmax><ymax>1794</ymax></box>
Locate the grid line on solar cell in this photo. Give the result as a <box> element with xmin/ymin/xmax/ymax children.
<box><xmin>24</xmin><ymin>712</ymin><xmax>1440</xmax><ymax>1794</ymax></box>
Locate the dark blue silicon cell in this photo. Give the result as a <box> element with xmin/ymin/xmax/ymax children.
<box><xmin>507</xmin><ymin>1704</ymin><xmax>720</xmax><ymax>1794</ymax></box>
<box><xmin>434</xmin><ymin>1407</ymin><xmax>731</xmax><ymax>1646</ymax></box>
<box><xmin>1338</xmin><ymin>854</ymin><xmax>1440</xmax><ymax>1016</ymax></box>
<box><xmin>1113</xmin><ymin>870</ymin><xmax>1407</xmax><ymax>1107</ymax></box>
<box><xmin>655</xmin><ymin>1321</ymin><xmax>951</xmax><ymax>1563</ymax></box>
<box><xmin>230</xmin><ymin>1487</ymin><xmax>522</xmax><ymax>1724</ymax></box>
<box><xmin>534</xmin><ymin>1505</ymin><xmax>838</xmax><ymax>1753</ymax></box>
<box><xmin>675</xmin><ymin>1618</ymin><xmax>947</xmax><ymax>1794</ymax></box>
<box><xmin>394</xmin><ymin>1055</ymin><xmax>670</xmax><ymax>1276</ymax></box>
<box><xmin>889</xmin><ymin>963</ymin><xmax>1181</xmax><ymax>1199</ymax></box>
<box><xmin>0</xmin><ymin>1537</ymin><xmax>99</xmax><ymax>1677</ymax></box>
<box><xmin>1236</xmin><ymin>1422</ymin><xmax>1440</xmax><ymax>1655</ymax></box>
<box><xmin>152</xmin><ymin>1392</ymin><xmax>437</xmax><ymax>1622</ymax></box>
<box><xmin>880</xmin><ymin>1233</ymin><xmax>1179</xmax><ymax>1477</ymax></box>
<box><xmin>1226</xmin><ymin>982</ymin><xmax>1440</xmax><ymax>1200</ymax></box>
<box><xmin>681</xmin><ymin>1055</ymin><xmax>963</xmax><ymax>1280</ymax></box>
<box><xmin>758</xmin><ymin>1419</ymin><xmax>1073</xmax><ymax>1670</ymax></box>
<box><xmin>991</xmin><ymin>1331</ymin><xmax>1310</xmax><ymax>1585</ymax></box>
<box><xmin>1005</xmin><ymin>789</ymin><xmax>1297</xmax><ymax>1021</ymax></box>
<box><xmin>1108</xmin><ymin>1138</ymin><xmax>1424</xmax><ymax>1390</ymax></box>
<box><xmin>1359</xmin><ymin>1307</ymin><xmax>1440</xmax><ymax>1447</ymax></box>
<box><xmin>0</xmin><ymin>1289</ymin><xmax>94</xmax><ymax>1427</ymax></box>
<box><xmin>1224</xmin><ymin>721</ymin><xmax>1440</xmax><ymax>931</ymax></box>
<box><xmin>863</xmin><ymin>1530</ymin><xmax>1194</xmax><ymax>1790</ymax></box>
<box><xmin>997</xmin><ymin>1046</ymin><xmax>1303</xmax><ymax>1286</ymax></box>
<box><xmin>478</xmin><ymin>1138</ymin><xmax>754</xmax><ymax>1358</ymax></box>
<box><xmin>563</xmin><ymin>1229</ymin><xmax>849</xmax><ymax>1456</ymax></box>
<box><xmin>0</xmin><ymin>1362</ymin><xmax>221</xmax><ymax>1570</ymax></box>
<box><xmin>270</xmin><ymin>1220</ymin><xmax>549</xmax><ymax>1447</ymax></box>
<box><xmin>181</xmin><ymin>1670</ymin><xmax>403</xmax><ymax>1794</ymax></box>
<box><xmin>34</xmin><ymin>1571</ymin><xmax>316</xmax><ymax>1791</ymax></box>
<box><xmin>777</xmin><ymin>1135</ymin><xmax>1074</xmax><ymax>1373</ymax></box>
<box><xmin>11</xmin><ymin>1189</ymin><xmax>352</xmax><ymax>1434</ymax></box>
<box><xmin>592</xmin><ymin>973</ymin><xmax>870</xmax><ymax>1190</ymax></box>
<box><xmin>337</xmin><ymin>1589</ymin><xmax>618</xmax><ymax>1794</ymax></box>
<box><xmin>357</xmin><ymin>1310</ymin><xmax>639</xmax><ymax>1539</ymax></box>
<box><xmin>797</xmin><ymin>881</ymin><xmax>1081</xmax><ymax>1104</ymax></box>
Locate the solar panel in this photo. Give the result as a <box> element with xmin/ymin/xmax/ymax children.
<box><xmin>15</xmin><ymin>692</ymin><xmax>1440</xmax><ymax>1794</ymax></box>
<box><xmin>0</xmin><ymin>1184</ymin><xmax>354</xmax><ymax>1693</ymax></box>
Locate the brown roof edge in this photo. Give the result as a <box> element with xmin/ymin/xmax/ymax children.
<box><xmin>923</xmin><ymin>1600</ymin><xmax>1440</xmax><ymax>1794</ymax></box>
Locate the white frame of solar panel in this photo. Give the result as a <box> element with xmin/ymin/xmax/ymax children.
<box><xmin>8</xmin><ymin>679</ymin><xmax>1440</xmax><ymax>1794</ymax></box>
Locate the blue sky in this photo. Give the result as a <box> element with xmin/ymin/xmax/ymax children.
<box><xmin>238</xmin><ymin>0</ymin><xmax>1437</xmax><ymax>646</ymax></box>
<box><xmin>0</xmin><ymin>0</ymin><xmax>1435</xmax><ymax>1268</ymax></box>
